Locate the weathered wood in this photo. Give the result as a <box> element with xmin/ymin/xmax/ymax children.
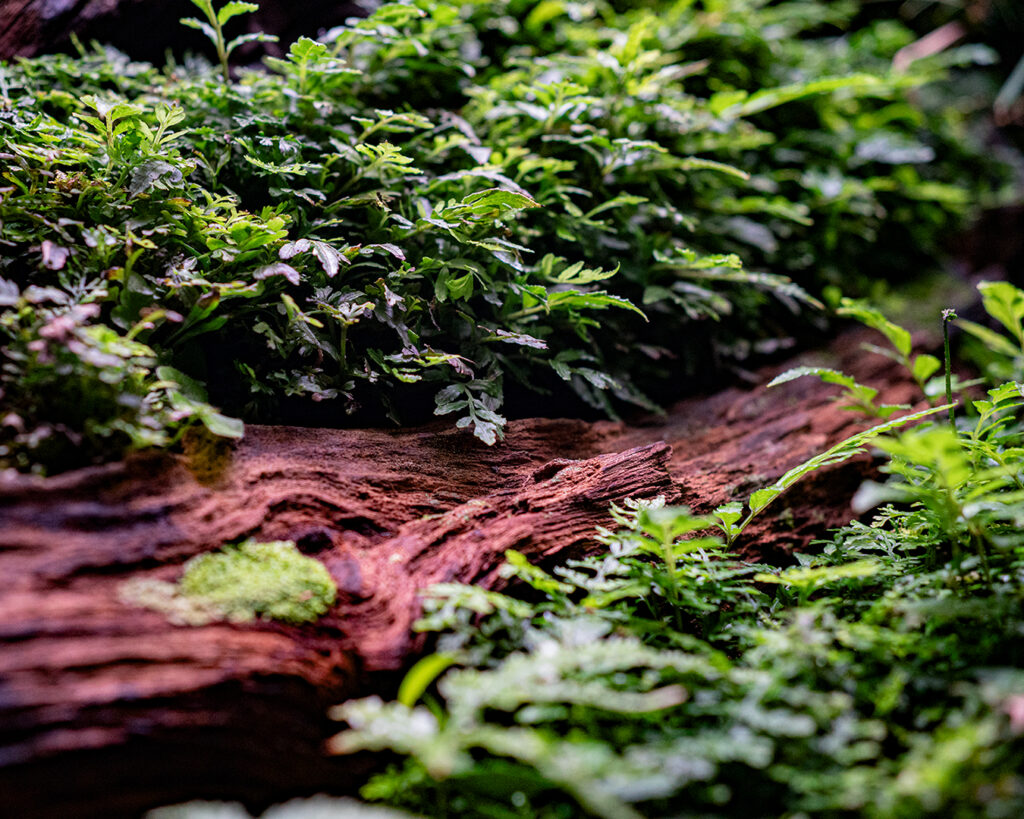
<box><xmin>0</xmin><ymin>330</ymin><xmax>920</xmax><ymax>816</ymax></box>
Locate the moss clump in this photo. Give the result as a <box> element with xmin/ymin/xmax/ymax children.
<box><xmin>178</xmin><ymin>540</ymin><xmax>337</xmax><ymax>625</ymax></box>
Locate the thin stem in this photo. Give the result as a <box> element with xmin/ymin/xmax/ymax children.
<box><xmin>504</xmin><ymin>304</ymin><xmax>548</xmax><ymax>321</ymax></box>
<box><xmin>943</xmin><ymin>308</ymin><xmax>957</xmax><ymax>431</ymax></box>
<box><xmin>198</xmin><ymin>2</ymin><xmax>231</xmax><ymax>83</ymax></box>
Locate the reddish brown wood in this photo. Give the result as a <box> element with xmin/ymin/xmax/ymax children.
<box><xmin>0</xmin><ymin>330</ymin><xmax>920</xmax><ymax>816</ymax></box>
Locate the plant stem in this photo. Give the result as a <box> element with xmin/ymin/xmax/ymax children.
<box><xmin>943</xmin><ymin>308</ymin><xmax>957</xmax><ymax>431</ymax></box>
<box><xmin>197</xmin><ymin>1</ymin><xmax>231</xmax><ymax>83</ymax></box>
<box><xmin>504</xmin><ymin>304</ymin><xmax>548</xmax><ymax>321</ymax></box>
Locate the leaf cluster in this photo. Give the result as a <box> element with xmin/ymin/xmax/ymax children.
<box><xmin>330</xmin><ymin>284</ymin><xmax>1024</xmax><ymax>818</ymax></box>
<box><xmin>0</xmin><ymin>0</ymin><xmax>1008</xmax><ymax>472</ymax></box>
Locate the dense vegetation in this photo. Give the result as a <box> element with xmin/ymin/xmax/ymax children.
<box><xmin>6</xmin><ymin>0</ymin><xmax>1024</xmax><ymax>816</ymax></box>
<box><xmin>329</xmin><ymin>286</ymin><xmax>1024</xmax><ymax>818</ymax></box>
<box><xmin>0</xmin><ymin>0</ymin><xmax>1007</xmax><ymax>473</ymax></box>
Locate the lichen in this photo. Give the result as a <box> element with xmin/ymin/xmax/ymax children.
<box><xmin>118</xmin><ymin>577</ymin><xmax>225</xmax><ymax>626</ymax></box>
<box><xmin>120</xmin><ymin>540</ymin><xmax>337</xmax><ymax>626</ymax></box>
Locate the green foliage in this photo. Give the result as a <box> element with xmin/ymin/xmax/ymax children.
<box><xmin>0</xmin><ymin>282</ymin><xmax>240</xmax><ymax>473</ymax></box>
<box><xmin>0</xmin><ymin>0</ymin><xmax>1006</xmax><ymax>471</ymax></box>
<box><xmin>121</xmin><ymin>540</ymin><xmax>337</xmax><ymax>625</ymax></box>
<box><xmin>717</xmin><ymin>402</ymin><xmax>953</xmax><ymax>546</ymax></box>
<box><xmin>331</xmin><ymin>493</ymin><xmax>1024</xmax><ymax>817</ymax></box>
<box><xmin>180</xmin><ymin>0</ymin><xmax>278</xmax><ymax>83</ymax></box>
<box><xmin>959</xmin><ymin>281</ymin><xmax>1024</xmax><ymax>383</ymax></box>
<box><xmin>768</xmin><ymin>365</ymin><xmax>909</xmax><ymax>417</ymax></box>
<box><xmin>328</xmin><ymin>285</ymin><xmax>1024</xmax><ymax>818</ymax></box>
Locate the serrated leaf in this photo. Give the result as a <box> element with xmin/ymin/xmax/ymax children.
<box><xmin>254</xmin><ymin>262</ymin><xmax>300</xmax><ymax>286</ymax></box>
<box><xmin>713</xmin><ymin>502</ymin><xmax>744</xmax><ymax>527</ymax></box>
<box><xmin>548</xmin><ymin>290</ymin><xmax>647</xmax><ymax>319</ymax></box>
<box><xmin>745</xmin><ymin>403</ymin><xmax>954</xmax><ymax>521</ymax></box>
<box><xmin>837</xmin><ymin>299</ymin><xmax>912</xmax><ymax>358</ymax></box>
<box><xmin>978</xmin><ymin>281</ymin><xmax>1024</xmax><ymax>347</ymax></box>
<box><xmin>217</xmin><ymin>1</ymin><xmax>258</xmax><ymax>26</ymax></box>
<box><xmin>225</xmin><ymin>32</ymin><xmax>278</xmax><ymax>54</ymax></box>
<box><xmin>289</xmin><ymin>36</ymin><xmax>330</xmax><ymax>62</ymax></box>
<box><xmin>128</xmin><ymin>160</ymin><xmax>184</xmax><ymax>197</ymax></box>
<box><xmin>179</xmin><ymin>17</ymin><xmax>217</xmax><ymax>42</ymax></box>
<box><xmin>748</xmin><ymin>488</ymin><xmax>779</xmax><ymax>516</ymax></box>
<box><xmin>311</xmin><ymin>241</ymin><xmax>346</xmax><ymax>278</ymax></box>
<box><xmin>717</xmin><ymin>74</ymin><xmax>887</xmax><ymax>119</ymax></box>
<box><xmin>486</xmin><ymin>329</ymin><xmax>547</xmax><ymax>349</ymax></box>
<box><xmin>243</xmin><ymin>155</ymin><xmax>316</xmax><ymax>175</ymax></box>
<box><xmin>462</xmin><ymin>188</ymin><xmax>539</xmax><ymax>212</ymax></box>
<box><xmin>676</xmin><ymin>157</ymin><xmax>750</xmax><ymax>180</ymax></box>
<box><xmin>768</xmin><ymin>366</ymin><xmax>858</xmax><ymax>391</ymax></box>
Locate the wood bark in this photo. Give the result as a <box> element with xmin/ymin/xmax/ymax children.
<box><xmin>0</xmin><ymin>330</ymin><xmax>921</xmax><ymax>817</ymax></box>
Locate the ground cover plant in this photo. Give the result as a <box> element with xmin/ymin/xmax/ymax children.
<box><xmin>0</xmin><ymin>0</ymin><xmax>1008</xmax><ymax>473</ymax></box>
<box><xmin>327</xmin><ymin>285</ymin><xmax>1024</xmax><ymax>818</ymax></box>
<box><xmin>3</xmin><ymin>1</ymin><xmax>1024</xmax><ymax>815</ymax></box>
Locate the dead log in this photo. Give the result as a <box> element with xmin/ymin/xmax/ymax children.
<box><xmin>0</xmin><ymin>331</ymin><xmax>920</xmax><ymax>816</ymax></box>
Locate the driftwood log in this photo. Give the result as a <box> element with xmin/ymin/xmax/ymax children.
<box><xmin>0</xmin><ymin>330</ymin><xmax>922</xmax><ymax>817</ymax></box>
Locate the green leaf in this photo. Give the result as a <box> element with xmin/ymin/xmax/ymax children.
<box><xmin>754</xmin><ymin>560</ymin><xmax>880</xmax><ymax>590</ymax></box>
<box><xmin>745</xmin><ymin>403</ymin><xmax>955</xmax><ymax>521</ymax></box>
<box><xmin>553</xmin><ymin>260</ymin><xmax>618</xmax><ymax>285</ymax></box>
<box><xmin>547</xmin><ymin>290</ymin><xmax>647</xmax><ymax>319</ymax></box>
<box><xmin>397</xmin><ymin>653</ymin><xmax>458</xmax><ymax>707</ymax></box>
<box><xmin>225</xmin><ymin>32</ymin><xmax>278</xmax><ymax>55</ymax></box>
<box><xmin>716</xmin><ymin>74</ymin><xmax>889</xmax><ymax>119</ymax></box>
<box><xmin>957</xmin><ymin>319</ymin><xmax>1021</xmax><ymax>358</ymax></box>
<box><xmin>912</xmin><ymin>354</ymin><xmax>941</xmax><ymax>385</ymax></box>
<box><xmin>217</xmin><ymin>1</ymin><xmax>258</xmax><ymax>26</ymax></box>
<box><xmin>461</xmin><ymin>188</ymin><xmax>540</xmax><ymax>212</ymax></box>
<box><xmin>179</xmin><ymin>17</ymin><xmax>217</xmax><ymax>42</ymax></box>
<box><xmin>200</xmin><ymin>410</ymin><xmax>245</xmax><ymax>439</ymax></box>
<box><xmin>768</xmin><ymin>366</ymin><xmax>858</xmax><ymax>392</ymax></box>
<box><xmin>748</xmin><ymin>488</ymin><xmax>779</xmax><ymax>516</ymax></box>
<box><xmin>289</xmin><ymin>36</ymin><xmax>329</xmax><ymax>62</ymax></box>
<box><xmin>502</xmin><ymin>550</ymin><xmax>575</xmax><ymax>595</ymax></box>
<box><xmin>243</xmin><ymin>155</ymin><xmax>317</xmax><ymax>175</ymax></box>
<box><xmin>837</xmin><ymin>299</ymin><xmax>913</xmax><ymax>358</ymax></box>
<box><xmin>188</xmin><ymin>0</ymin><xmax>215</xmax><ymax>16</ymax></box>
<box><xmin>978</xmin><ymin>280</ymin><xmax>1024</xmax><ymax>347</ymax></box>
<box><xmin>445</xmin><ymin>271</ymin><xmax>474</xmax><ymax>301</ymax></box>
<box><xmin>675</xmin><ymin>157</ymin><xmax>750</xmax><ymax>180</ymax></box>
<box><xmin>713</xmin><ymin>502</ymin><xmax>744</xmax><ymax>527</ymax></box>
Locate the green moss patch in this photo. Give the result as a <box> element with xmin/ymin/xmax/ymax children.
<box><xmin>120</xmin><ymin>540</ymin><xmax>337</xmax><ymax>626</ymax></box>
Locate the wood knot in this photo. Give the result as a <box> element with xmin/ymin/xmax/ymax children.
<box><xmin>531</xmin><ymin>458</ymin><xmax>581</xmax><ymax>483</ymax></box>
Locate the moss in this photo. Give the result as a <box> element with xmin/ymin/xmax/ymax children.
<box><xmin>121</xmin><ymin>540</ymin><xmax>337</xmax><ymax>626</ymax></box>
<box><xmin>179</xmin><ymin>540</ymin><xmax>337</xmax><ymax>625</ymax></box>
